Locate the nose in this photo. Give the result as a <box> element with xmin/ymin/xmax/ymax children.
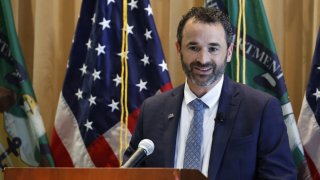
<box><xmin>196</xmin><ymin>49</ymin><xmax>210</xmax><ymax>64</ymax></box>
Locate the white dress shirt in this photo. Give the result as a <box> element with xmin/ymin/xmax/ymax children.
<box><xmin>174</xmin><ymin>75</ymin><xmax>224</xmax><ymax>177</ymax></box>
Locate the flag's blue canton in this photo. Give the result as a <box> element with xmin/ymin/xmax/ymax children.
<box><xmin>306</xmin><ymin>29</ymin><xmax>320</xmax><ymax>125</ymax></box>
<box><xmin>62</xmin><ymin>0</ymin><xmax>171</xmax><ymax>146</ymax></box>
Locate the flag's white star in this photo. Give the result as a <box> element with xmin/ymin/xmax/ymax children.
<box><xmin>88</xmin><ymin>95</ymin><xmax>97</xmax><ymax>106</ymax></box>
<box><xmin>92</xmin><ymin>69</ymin><xmax>101</xmax><ymax>81</ymax></box>
<box><xmin>128</xmin><ymin>0</ymin><xmax>138</xmax><ymax>10</ymax></box>
<box><xmin>107</xmin><ymin>0</ymin><xmax>115</xmax><ymax>5</ymax></box>
<box><xmin>117</xmin><ymin>51</ymin><xmax>129</xmax><ymax>60</ymax></box>
<box><xmin>136</xmin><ymin>79</ymin><xmax>148</xmax><ymax>92</ymax></box>
<box><xmin>144</xmin><ymin>4</ymin><xmax>153</xmax><ymax>16</ymax></box>
<box><xmin>86</xmin><ymin>38</ymin><xmax>92</xmax><ymax>49</ymax></box>
<box><xmin>79</xmin><ymin>64</ymin><xmax>88</xmax><ymax>76</ymax></box>
<box><xmin>91</xmin><ymin>13</ymin><xmax>96</xmax><ymax>24</ymax></box>
<box><xmin>123</xmin><ymin>24</ymin><xmax>134</xmax><ymax>35</ymax></box>
<box><xmin>99</xmin><ymin>18</ymin><xmax>111</xmax><ymax>30</ymax></box>
<box><xmin>144</xmin><ymin>29</ymin><xmax>152</xmax><ymax>40</ymax></box>
<box><xmin>158</xmin><ymin>60</ymin><xmax>168</xmax><ymax>72</ymax></box>
<box><xmin>95</xmin><ymin>43</ymin><xmax>106</xmax><ymax>56</ymax></box>
<box><xmin>108</xmin><ymin>99</ymin><xmax>119</xmax><ymax>112</ymax></box>
<box><xmin>140</xmin><ymin>54</ymin><xmax>150</xmax><ymax>66</ymax></box>
<box><xmin>75</xmin><ymin>89</ymin><xmax>83</xmax><ymax>100</ymax></box>
<box><xmin>317</xmin><ymin>66</ymin><xmax>320</xmax><ymax>70</ymax></box>
<box><xmin>113</xmin><ymin>74</ymin><xmax>122</xmax><ymax>87</ymax></box>
<box><xmin>313</xmin><ymin>88</ymin><xmax>320</xmax><ymax>100</ymax></box>
<box><xmin>84</xmin><ymin>119</ymin><xmax>93</xmax><ymax>131</ymax></box>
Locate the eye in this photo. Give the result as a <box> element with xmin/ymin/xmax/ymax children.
<box><xmin>188</xmin><ymin>46</ymin><xmax>200</xmax><ymax>52</ymax></box>
<box><xmin>208</xmin><ymin>46</ymin><xmax>218</xmax><ymax>53</ymax></box>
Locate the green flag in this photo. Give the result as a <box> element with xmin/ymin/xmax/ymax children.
<box><xmin>205</xmin><ymin>0</ymin><xmax>310</xmax><ymax>179</ymax></box>
<box><xmin>0</xmin><ymin>0</ymin><xmax>54</xmax><ymax>175</ymax></box>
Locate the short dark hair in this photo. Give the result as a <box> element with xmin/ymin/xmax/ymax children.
<box><xmin>176</xmin><ymin>7</ymin><xmax>233</xmax><ymax>47</ymax></box>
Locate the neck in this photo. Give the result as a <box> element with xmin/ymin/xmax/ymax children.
<box><xmin>188</xmin><ymin>76</ymin><xmax>223</xmax><ymax>97</ymax></box>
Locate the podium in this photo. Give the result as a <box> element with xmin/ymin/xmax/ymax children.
<box><xmin>4</xmin><ymin>167</ymin><xmax>207</xmax><ymax>180</ymax></box>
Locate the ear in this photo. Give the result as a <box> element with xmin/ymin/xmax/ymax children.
<box><xmin>226</xmin><ymin>43</ymin><xmax>233</xmax><ymax>62</ymax></box>
<box><xmin>175</xmin><ymin>41</ymin><xmax>181</xmax><ymax>53</ymax></box>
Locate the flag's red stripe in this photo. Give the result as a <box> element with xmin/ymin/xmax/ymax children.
<box><xmin>50</xmin><ymin>128</ymin><xmax>74</xmax><ymax>167</ymax></box>
<box><xmin>87</xmin><ymin>135</ymin><xmax>120</xmax><ymax>167</ymax></box>
<box><xmin>160</xmin><ymin>82</ymin><xmax>173</xmax><ymax>92</ymax></box>
<box><xmin>128</xmin><ymin>108</ymin><xmax>140</xmax><ymax>133</ymax></box>
<box><xmin>304</xmin><ymin>148</ymin><xmax>320</xmax><ymax>179</ymax></box>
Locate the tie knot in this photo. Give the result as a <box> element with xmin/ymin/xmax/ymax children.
<box><xmin>189</xmin><ymin>98</ymin><xmax>207</xmax><ymax>111</ymax></box>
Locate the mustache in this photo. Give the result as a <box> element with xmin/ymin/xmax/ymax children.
<box><xmin>190</xmin><ymin>61</ymin><xmax>216</xmax><ymax>69</ymax></box>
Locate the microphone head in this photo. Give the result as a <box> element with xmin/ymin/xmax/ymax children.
<box><xmin>138</xmin><ymin>139</ymin><xmax>154</xmax><ymax>156</ymax></box>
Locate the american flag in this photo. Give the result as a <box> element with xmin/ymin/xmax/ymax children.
<box><xmin>298</xmin><ymin>28</ymin><xmax>320</xmax><ymax>179</ymax></box>
<box><xmin>50</xmin><ymin>0</ymin><xmax>172</xmax><ymax>167</ymax></box>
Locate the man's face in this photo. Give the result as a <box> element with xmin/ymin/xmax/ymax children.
<box><xmin>176</xmin><ymin>19</ymin><xmax>233</xmax><ymax>88</ymax></box>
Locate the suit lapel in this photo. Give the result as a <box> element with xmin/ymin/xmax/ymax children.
<box><xmin>208</xmin><ymin>76</ymin><xmax>241</xmax><ymax>179</ymax></box>
<box><xmin>163</xmin><ymin>85</ymin><xmax>184</xmax><ymax>167</ymax></box>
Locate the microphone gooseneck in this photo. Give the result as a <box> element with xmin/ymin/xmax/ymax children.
<box><xmin>121</xmin><ymin>139</ymin><xmax>154</xmax><ymax>168</ymax></box>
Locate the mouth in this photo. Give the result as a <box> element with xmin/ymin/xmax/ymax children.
<box><xmin>192</xmin><ymin>65</ymin><xmax>213</xmax><ymax>75</ymax></box>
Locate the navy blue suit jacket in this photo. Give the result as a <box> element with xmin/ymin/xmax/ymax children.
<box><xmin>124</xmin><ymin>76</ymin><xmax>297</xmax><ymax>180</ymax></box>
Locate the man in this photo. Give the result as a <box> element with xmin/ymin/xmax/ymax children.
<box><xmin>124</xmin><ymin>7</ymin><xmax>297</xmax><ymax>180</ymax></box>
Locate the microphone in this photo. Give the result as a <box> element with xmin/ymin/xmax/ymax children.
<box><xmin>121</xmin><ymin>139</ymin><xmax>154</xmax><ymax>168</ymax></box>
<box><xmin>215</xmin><ymin>112</ymin><xmax>224</xmax><ymax>122</ymax></box>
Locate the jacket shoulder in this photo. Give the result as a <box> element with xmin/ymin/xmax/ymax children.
<box><xmin>144</xmin><ymin>85</ymin><xmax>184</xmax><ymax>103</ymax></box>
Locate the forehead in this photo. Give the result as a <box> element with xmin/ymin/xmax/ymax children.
<box><xmin>182</xmin><ymin>18</ymin><xmax>227</xmax><ymax>45</ymax></box>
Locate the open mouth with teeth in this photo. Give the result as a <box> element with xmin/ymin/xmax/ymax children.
<box><xmin>192</xmin><ymin>65</ymin><xmax>214</xmax><ymax>76</ymax></box>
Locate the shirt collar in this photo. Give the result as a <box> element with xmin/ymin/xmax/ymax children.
<box><xmin>184</xmin><ymin>75</ymin><xmax>224</xmax><ymax>109</ymax></box>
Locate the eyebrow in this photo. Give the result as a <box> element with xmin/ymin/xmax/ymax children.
<box><xmin>208</xmin><ymin>43</ymin><xmax>221</xmax><ymax>47</ymax></box>
<box><xmin>186</xmin><ymin>41</ymin><xmax>221</xmax><ymax>47</ymax></box>
<box><xmin>186</xmin><ymin>42</ymin><xmax>198</xmax><ymax>46</ymax></box>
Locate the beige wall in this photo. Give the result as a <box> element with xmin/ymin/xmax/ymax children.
<box><xmin>10</xmin><ymin>0</ymin><xmax>320</xmax><ymax>139</ymax></box>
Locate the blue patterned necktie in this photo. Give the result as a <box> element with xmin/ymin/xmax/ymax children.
<box><xmin>184</xmin><ymin>98</ymin><xmax>207</xmax><ymax>171</ymax></box>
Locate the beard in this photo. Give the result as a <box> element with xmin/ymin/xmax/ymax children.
<box><xmin>181</xmin><ymin>55</ymin><xmax>227</xmax><ymax>87</ymax></box>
